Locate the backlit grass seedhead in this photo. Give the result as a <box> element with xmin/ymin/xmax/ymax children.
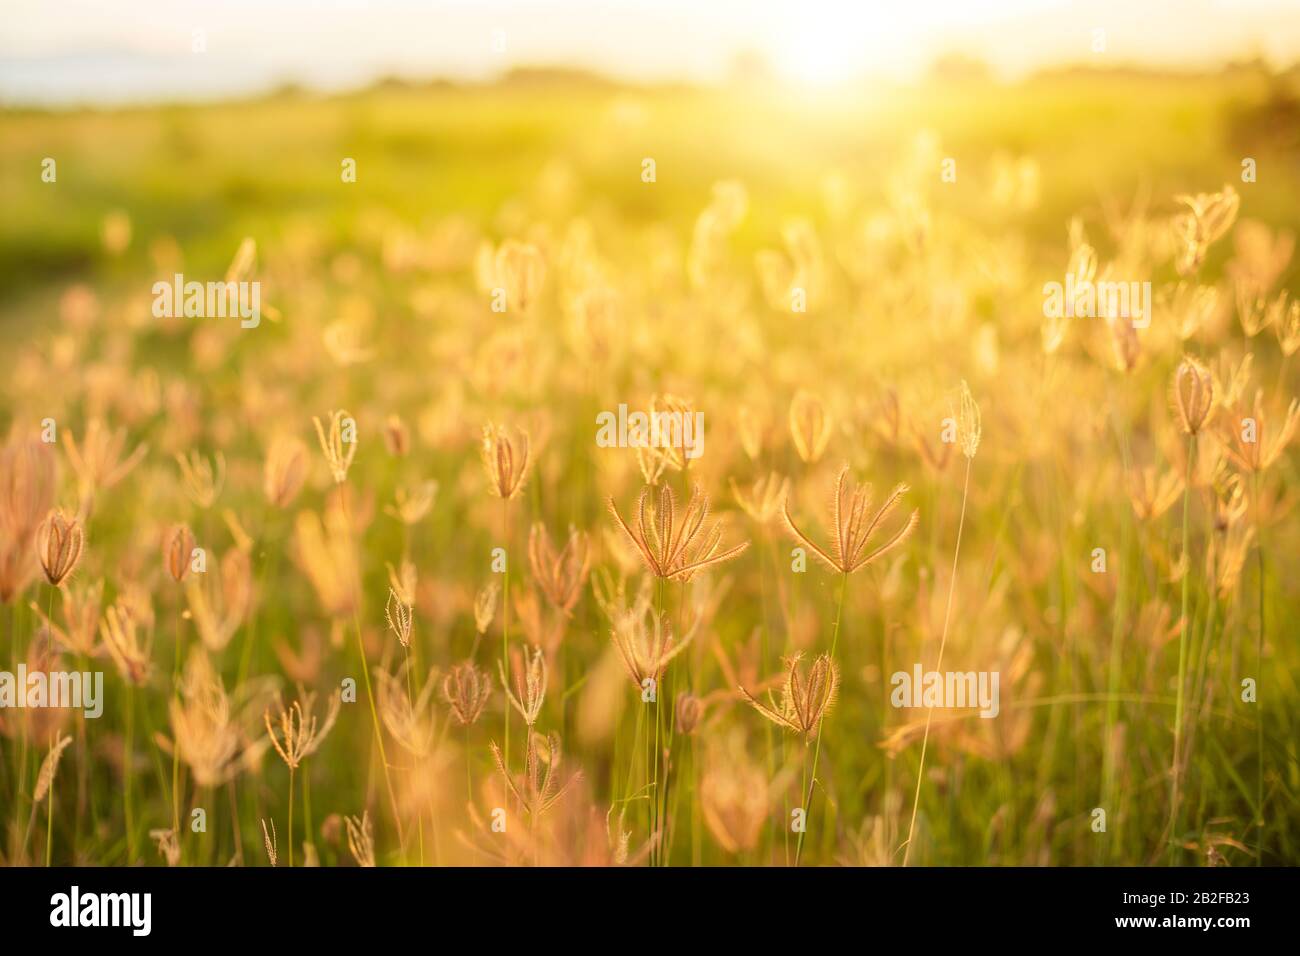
<box><xmin>100</xmin><ymin>599</ymin><xmax>152</xmax><ymax>686</ymax></box>
<box><xmin>36</xmin><ymin>507</ymin><xmax>84</xmax><ymax>587</ymax></box>
<box><xmin>313</xmin><ymin>409</ymin><xmax>358</xmax><ymax>484</ymax></box>
<box><xmin>264</xmin><ymin>688</ymin><xmax>342</xmax><ymax>770</ymax></box>
<box><xmin>610</xmin><ymin>607</ymin><xmax>694</xmax><ymax>689</ymax></box>
<box><xmin>175</xmin><ymin>450</ymin><xmax>226</xmax><ymax>509</ymax></box>
<box><xmin>528</xmin><ymin>521</ymin><xmax>590</xmax><ymax>615</ymax></box>
<box><xmin>499</xmin><ymin>643</ymin><xmax>547</xmax><ymax>726</ymax></box>
<box><xmin>1172</xmin><ymin>184</ymin><xmax>1240</xmax><ymax>276</ymax></box>
<box><xmin>264</xmin><ymin>435</ymin><xmax>309</xmax><ymax>508</ymax></box>
<box><xmin>163</xmin><ymin>523</ymin><xmax>195</xmax><ymax>583</ymax></box>
<box><xmin>1172</xmin><ymin>355</ymin><xmax>1215</xmax><ymax>436</ymax></box>
<box><xmin>740</xmin><ymin>651</ymin><xmax>840</xmax><ymax>739</ymax></box>
<box><xmin>957</xmin><ymin>379</ymin><xmax>982</xmax><ymax>459</ymax></box>
<box><xmin>474</xmin><ymin>580</ymin><xmax>500</xmax><ymax>634</ymax></box>
<box><xmin>65</xmin><ymin>419</ymin><xmax>147</xmax><ymax>499</ymax></box>
<box><xmin>481</xmin><ymin>423</ymin><xmax>531</xmax><ymax>500</ymax></box>
<box><xmin>730</xmin><ymin>472</ymin><xmax>789</xmax><ymax>526</ymax></box>
<box><xmin>490</xmin><ymin>730</ymin><xmax>580</xmax><ymax>822</ymax></box>
<box><xmin>783</xmin><ymin>466</ymin><xmax>919</xmax><ymax>575</ymax></box>
<box><xmin>1214</xmin><ymin>389</ymin><xmax>1300</xmax><ymax>473</ymax></box>
<box><xmin>789</xmin><ymin>390</ymin><xmax>832</xmax><ymax>464</ymax></box>
<box><xmin>607</xmin><ymin>484</ymin><xmax>749</xmax><ymax>582</ymax></box>
<box><xmin>443</xmin><ymin>661</ymin><xmax>492</xmax><ymax>726</ymax></box>
<box><xmin>384</xmin><ymin>586</ymin><xmax>414</xmax><ymax>647</ymax></box>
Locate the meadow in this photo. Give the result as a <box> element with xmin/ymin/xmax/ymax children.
<box><xmin>0</xmin><ymin>64</ymin><xmax>1296</xmax><ymax>866</ymax></box>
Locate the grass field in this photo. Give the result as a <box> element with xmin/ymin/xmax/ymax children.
<box><xmin>0</xmin><ymin>65</ymin><xmax>1297</xmax><ymax>866</ymax></box>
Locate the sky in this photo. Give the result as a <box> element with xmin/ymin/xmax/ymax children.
<box><xmin>2</xmin><ymin>0</ymin><xmax>1298</xmax><ymax>105</ymax></box>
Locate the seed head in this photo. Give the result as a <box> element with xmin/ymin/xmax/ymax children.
<box><xmin>675</xmin><ymin>692</ymin><xmax>703</xmax><ymax>735</ymax></box>
<box><xmin>385</xmin><ymin>480</ymin><xmax>438</xmax><ymax>525</ymax></box>
<box><xmin>293</xmin><ymin>508</ymin><xmax>359</xmax><ymax>618</ymax></box>
<box><xmin>36</xmin><ymin>508</ymin><xmax>84</xmax><ymax>587</ymax></box>
<box><xmin>175</xmin><ymin>450</ymin><xmax>226</xmax><ymax>509</ymax></box>
<box><xmin>384</xmin><ymin>586</ymin><xmax>414</xmax><ymax>647</ymax></box>
<box><xmin>0</xmin><ymin>439</ymin><xmax>56</xmax><ymax>604</ymax></box>
<box><xmin>1208</xmin><ymin>472</ymin><xmax>1248</xmax><ymax>533</ymax></box>
<box><xmin>33</xmin><ymin>732</ymin><xmax>73</xmax><ymax>803</ymax></box>
<box><xmin>699</xmin><ymin>735</ymin><xmax>769</xmax><ymax>854</ymax></box>
<box><xmin>261</xmin><ymin>819</ymin><xmax>277</xmax><ymax>867</ymax></box>
<box><xmin>313</xmin><ymin>409</ymin><xmax>357</xmax><ymax>484</ymax></box>
<box><xmin>480</xmin><ymin>423</ymin><xmax>530</xmax><ymax>499</ymax></box>
<box><xmin>783</xmin><ymin>466</ymin><xmax>918</xmax><ymax>575</ymax></box>
<box><xmin>386</xmin><ymin>559</ymin><xmax>417</xmax><ymax>606</ymax></box>
<box><xmin>957</xmin><ymin>379</ymin><xmax>982</xmax><ymax>459</ymax></box>
<box><xmin>30</xmin><ymin>577</ymin><xmax>103</xmax><ymax>656</ymax></box>
<box><xmin>607</xmin><ymin>484</ymin><xmax>749</xmax><ymax>582</ymax></box>
<box><xmin>163</xmin><ymin>523</ymin><xmax>195</xmax><ymax>583</ymax></box>
<box><xmin>789</xmin><ymin>390</ymin><xmax>832</xmax><ymax>463</ymax></box>
<box><xmin>730</xmin><ymin>472</ymin><xmax>789</xmax><ymax>526</ymax></box>
<box><xmin>0</xmin><ymin>438</ymin><xmax>56</xmax><ymax>542</ymax></box>
<box><xmin>263</xmin><ymin>436</ymin><xmax>309</xmax><ymax>508</ymax></box>
<box><xmin>186</xmin><ymin>548</ymin><xmax>252</xmax><ymax>652</ymax></box>
<box><xmin>64</xmin><ymin>420</ymin><xmax>147</xmax><ymax>498</ymax></box>
<box><xmin>1273</xmin><ymin>293</ymin><xmax>1300</xmax><ymax>356</ymax></box>
<box><xmin>170</xmin><ymin>649</ymin><xmax>243</xmax><ymax>787</ymax></box>
<box><xmin>494</xmin><ymin>240</ymin><xmax>546</xmax><ymax>314</ymax></box>
<box><xmin>383</xmin><ymin>414</ymin><xmax>410</xmax><ymax>457</ymax></box>
<box><xmin>375</xmin><ymin>663</ymin><xmax>439</xmax><ymax>756</ymax></box>
<box><xmin>648</xmin><ymin>393</ymin><xmax>697</xmax><ymax>472</ymax></box>
<box><xmin>489</xmin><ymin>730</ymin><xmax>580</xmax><ymax>822</ymax></box>
<box><xmin>1108</xmin><ymin>313</ymin><xmax>1141</xmax><ymax>373</ymax></box>
<box><xmin>1172</xmin><ymin>185</ymin><xmax>1240</xmax><ymax>276</ymax></box>
<box><xmin>1207</xmin><ymin>521</ymin><xmax>1255</xmax><ymax>599</ymax></box>
<box><xmin>528</xmin><ymin>522</ymin><xmax>590</xmax><ymax>615</ymax></box>
<box><xmin>345</xmin><ymin>812</ymin><xmax>376</xmax><ymax>867</ymax></box>
<box><xmin>474</xmin><ymin>581</ymin><xmax>500</xmax><ymax>634</ymax></box>
<box><xmin>1128</xmin><ymin>466</ymin><xmax>1184</xmax><ymax>522</ymax></box>
<box><xmin>264</xmin><ymin>689</ymin><xmax>342</xmax><ymax>770</ymax></box>
<box><xmin>610</xmin><ymin>608</ymin><xmax>694</xmax><ymax>689</ymax></box>
<box><xmin>1215</xmin><ymin>389</ymin><xmax>1300</xmax><ymax>473</ymax></box>
<box><xmin>442</xmin><ymin>660</ymin><xmax>492</xmax><ymax>726</ymax></box>
<box><xmin>100</xmin><ymin>599</ymin><xmax>152</xmax><ymax>685</ymax></box>
<box><xmin>150</xmin><ymin>828</ymin><xmax>181</xmax><ymax>867</ymax></box>
<box><xmin>1172</xmin><ymin>355</ymin><xmax>1215</xmax><ymax>436</ymax></box>
<box><xmin>739</xmin><ymin>651</ymin><xmax>840</xmax><ymax>738</ymax></box>
<box><xmin>498</xmin><ymin>643</ymin><xmax>547</xmax><ymax>726</ymax></box>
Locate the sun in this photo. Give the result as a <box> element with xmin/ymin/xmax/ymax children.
<box><xmin>767</xmin><ymin>0</ymin><xmax>1068</xmax><ymax>88</ymax></box>
<box><xmin>767</xmin><ymin>3</ymin><xmax>930</xmax><ymax>89</ymax></box>
<box><xmin>772</xmin><ymin>9</ymin><xmax>884</xmax><ymax>88</ymax></box>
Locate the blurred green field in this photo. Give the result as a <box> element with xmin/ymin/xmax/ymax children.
<box><xmin>3</xmin><ymin>66</ymin><xmax>1298</xmax><ymax>318</ymax></box>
